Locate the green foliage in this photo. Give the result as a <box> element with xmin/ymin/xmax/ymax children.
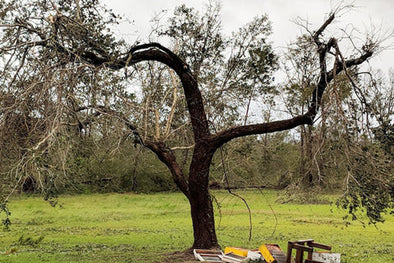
<box><xmin>336</xmin><ymin>143</ymin><xmax>393</xmax><ymax>224</ymax></box>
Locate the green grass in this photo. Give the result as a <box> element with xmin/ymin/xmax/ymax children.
<box><xmin>0</xmin><ymin>190</ymin><xmax>392</xmax><ymax>262</ymax></box>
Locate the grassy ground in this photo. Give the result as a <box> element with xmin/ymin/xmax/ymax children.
<box><xmin>0</xmin><ymin>190</ymin><xmax>392</xmax><ymax>262</ymax></box>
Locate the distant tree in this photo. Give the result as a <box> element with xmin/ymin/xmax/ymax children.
<box><xmin>0</xmin><ymin>0</ymin><xmax>381</xmax><ymax>249</ymax></box>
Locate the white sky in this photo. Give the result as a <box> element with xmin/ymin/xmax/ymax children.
<box><xmin>103</xmin><ymin>0</ymin><xmax>394</xmax><ymax>73</ymax></box>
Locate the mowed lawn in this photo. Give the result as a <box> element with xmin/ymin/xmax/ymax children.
<box><xmin>0</xmin><ymin>190</ymin><xmax>392</xmax><ymax>262</ymax></box>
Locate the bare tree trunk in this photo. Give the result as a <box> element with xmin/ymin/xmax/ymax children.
<box><xmin>189</xmin><ymin>187</ymin><xmax>218</xmax><ymax>248</ymax></box>
<box><xmin>188</xmin><ymin>145</ymin><xmax>218</xmax><ymax>249</ymax></box>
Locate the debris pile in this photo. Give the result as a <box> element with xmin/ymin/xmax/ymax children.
<box><xmin>193</xmin><ymin>239</ymin><xmax>340</xmax><ymax>263</ymax></box>
<box><xmin>193</xmin><ymin>244</ymin><xmax>285</xmax><ymax>263</ymax></box>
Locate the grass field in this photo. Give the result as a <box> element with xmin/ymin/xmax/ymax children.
<box><xmin>0</xmin><ymin>190</ymin><xmax>392</xmax><ymax>262</ymax></box>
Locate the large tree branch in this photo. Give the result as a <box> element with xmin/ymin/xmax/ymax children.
<box><xmin>211</xmin><ymin>114</ymin><xmax>311</xmax><ymax>147</ymax></box>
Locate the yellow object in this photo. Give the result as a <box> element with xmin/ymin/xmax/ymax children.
<box><xmin>224</xmin><ymin>247</ymin><xmax>249</xmax><ymax>257</ymax></box>
<box><xmin>259</xmin><ymin>244</ymin><xmax>276</xmax><ymax>263</ymax></box>
<box><xmin>259</xmin><ymin>244</ymin><xmax>286</xmax><ymax>263</ymax></box>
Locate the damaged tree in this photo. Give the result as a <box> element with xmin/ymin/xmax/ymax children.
<box><xmin>0</xmin><ymin>1</ymin><xmax>378</xmax><ymax>249</ymax></box>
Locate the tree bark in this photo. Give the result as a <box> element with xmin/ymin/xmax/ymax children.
<box><xmin>189</xmin><ymin>187</ymin><xmax>218</xmax><ymax>248</ymax></box>
<box><xmin>188</xmin><ymin>144</ymin><xmax>218</xmax><ymax>248</ymax></box>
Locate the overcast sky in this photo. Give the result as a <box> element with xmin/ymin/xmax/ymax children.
<box><xmin>103</xmin><ymin>0</ymin><xmax>394</xmax><ymax>73</ymax></box>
